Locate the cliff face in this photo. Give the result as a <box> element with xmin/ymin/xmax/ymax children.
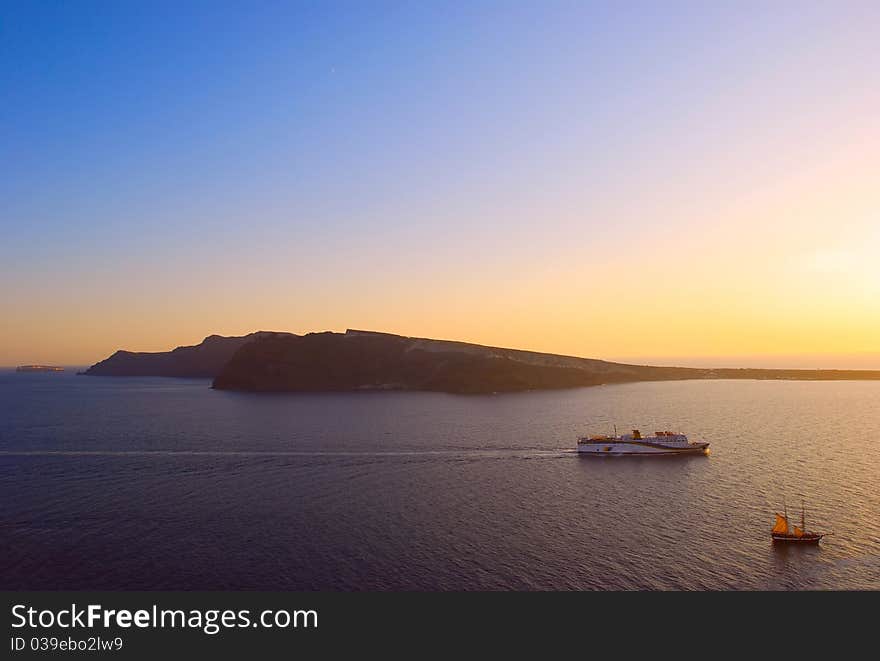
<box><xmin>211</xmin><ymin>330</ymin><xmax>703</xmax><ymax>393</ymax></box>
<box><xmin>82</xmin><ymin>332</ymin><xmax>295</xmax><ymax>378</ymax></box>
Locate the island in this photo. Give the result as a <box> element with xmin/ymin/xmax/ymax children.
<box><xmin>212</xmin><ymin>330</ymin><xmax>880</xmax><ymax>393</ymax></box>
<box><xmin>80</xmin><ymin>331</ymin><xmax>294</xmax><ymax>378</ymax></box>
<box><xmin>16</xmin><ymin>365</ymin><xmax>65</xmax><ymax>373</ymax></box>
<box><xmin>82</xmin><ymin>328</ymin><xmax>880</xmax><ymax>394</ymax></box>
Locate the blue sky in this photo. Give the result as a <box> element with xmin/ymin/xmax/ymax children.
<box><xmin>2</xmin><ymin>2</ymin><xmax>879</xmax><ymax>365</ymax></box>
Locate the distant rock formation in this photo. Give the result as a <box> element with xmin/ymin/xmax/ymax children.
<box><xmin>16</xmin><ymin>365</ymin><xmax>64</xmax><ymax>373</ymax></box>
<box><xmin>81</xmin><ymin>332</ymin><xmax>295</xmax><ymax>378</ymax></box>
<box><xmin>211</xmin><ymin>329</ymin><xmax>705</xmax><ymax>393</ymax></box>
<box><xmin>83</xmin><ymin>328</ymin><xmax>880</xmax><ymax>392</ymax></box>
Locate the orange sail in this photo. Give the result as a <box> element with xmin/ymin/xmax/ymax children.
<box><xmin>793</xmin><ymin>526</ymin><xmax>804</xmax><ymax>537</ymax></box>
<box><xmin>772</xmin><ymin>514</ymin><xmax>790</xmax><ymax>534</ymax></box>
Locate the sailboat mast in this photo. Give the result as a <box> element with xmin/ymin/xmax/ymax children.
<box><xmin>801</xmin><ymin>499</ymin><xmax>805</xmax><ymax>531</ymax></box>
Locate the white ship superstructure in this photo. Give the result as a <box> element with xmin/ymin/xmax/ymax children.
<box><xmin>576</xmin><ymin>429</ymin><xmax>709</xmax><ymax>456</ymax></box>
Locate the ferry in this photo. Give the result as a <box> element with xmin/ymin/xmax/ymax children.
<box><xmin>576</xmin><ymin>429</ymin><xmax>709</xmax><ymax>456</ymax></box>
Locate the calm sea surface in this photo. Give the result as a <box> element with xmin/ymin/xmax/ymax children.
<box><xmin>2</xmin><ymin>370</ymin><xmax>879</xmax><ymax>590</ymax></box>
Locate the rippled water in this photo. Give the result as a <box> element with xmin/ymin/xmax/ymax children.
<box><xmin>2</xmin><ymin>371</ymin><xmax>879</xmax><ymax>590</ymax></box>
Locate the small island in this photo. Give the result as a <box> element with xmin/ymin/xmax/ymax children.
<box><xmin>16</xmin><ymin>365</ymin><xmax>65</xmax><ymax>373</ymax></box>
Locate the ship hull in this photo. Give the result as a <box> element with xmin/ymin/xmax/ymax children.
<box><xmin>577</xmin><ymin>442</ymin><xmax>709</xmax><ymax>456</ymax></box>
<box><xmin>771</xmin><ymin>533</ymin><xmax>823</xmax><ymax>544</ymax></box>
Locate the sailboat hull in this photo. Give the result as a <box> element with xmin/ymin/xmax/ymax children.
<box><xmin>771</xmin><ymin>532</ymin><xmax>823</xmax><ymax>544</ymax></box>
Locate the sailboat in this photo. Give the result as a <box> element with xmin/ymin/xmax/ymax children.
<box><xmin>771</xmin><ymin>499</ymin><xmax>828</xmax><ymax>544</ymax></box>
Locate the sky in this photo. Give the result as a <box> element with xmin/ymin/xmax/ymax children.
<box><xmin>2</xmin><ymin>1</ymin><xmax>879</xmax><ymax>367</ymax></box>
